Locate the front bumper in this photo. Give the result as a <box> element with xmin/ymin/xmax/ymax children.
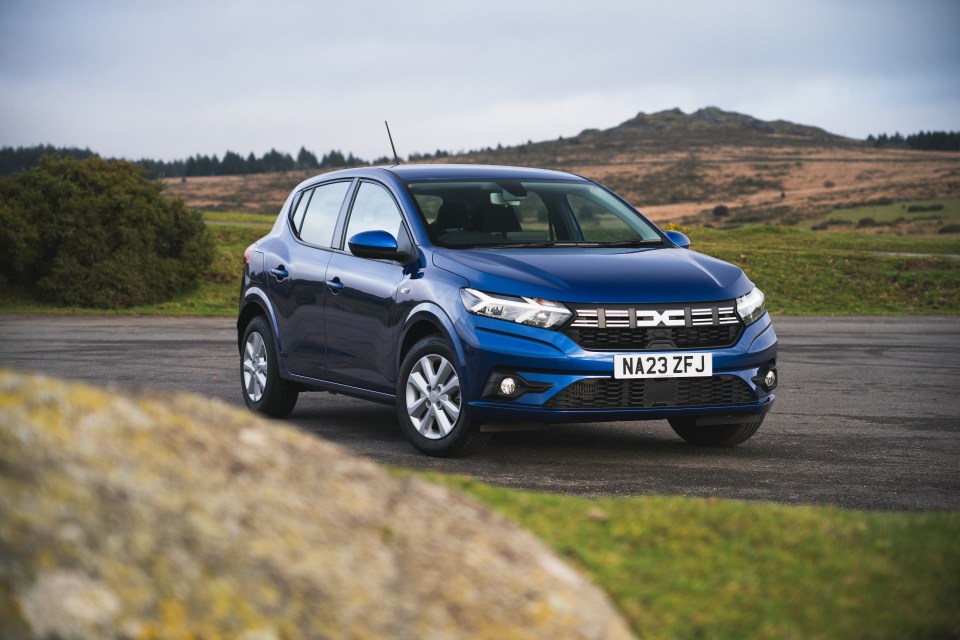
<box><xmin>456</xmin><ymin>312</ymin><xmax>778</xmax><ymax>424</ymax></box>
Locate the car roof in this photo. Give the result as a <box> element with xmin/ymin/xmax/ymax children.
<box><xmin>383</xmin><ymin>163</ymin><xmax>587</xmax><ymax>182</ymax></box>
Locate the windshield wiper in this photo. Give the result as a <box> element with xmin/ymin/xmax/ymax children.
<box><xmin>448</xmin><ymin>240</ymin><xmax>663</xmax><ymax>249</ymax></box>
<box><xmin>599</xmin><ymin>239</ymin><xmax>664</xmax><ymax>247</ymax></box>
<box><xmin>486</xmin><ymin>241</ymin><xmax>603</xmax><ymax>248</ymax></box>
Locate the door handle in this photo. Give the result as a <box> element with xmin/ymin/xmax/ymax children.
<box><xmin>326</xmin><ymin>276</ymin><xmax>344</xmax><ymax>294</ymax></box>
<box><xmin>270</xmin><ymin>266</ymin><xmax>289</xmax><ymax>282</ymax></box>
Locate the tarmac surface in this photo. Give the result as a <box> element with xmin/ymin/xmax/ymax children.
<box><xmin>2</xmin><ymin>314</ymin><xmax>958</xmax><ymax>511</ymax></box>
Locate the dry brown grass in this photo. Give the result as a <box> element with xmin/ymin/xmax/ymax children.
<box><xmin>569</xmin><ymin>146</ymin><xmax>960</xmax><ymax>223</ymax></box>
<box><xmin>161</xmin><ymin>171</ymin><xmax>319</xmax><ymax>215</ymax></box>
<box><xmin>161</xmin><ymin>135</ymin><xmax>960</xmax><ymax>224</ymax></box>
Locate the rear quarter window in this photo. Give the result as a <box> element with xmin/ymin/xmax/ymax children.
<box><xmin>297</xmin><ymin>181</ymin><xmax>351</xmax><ymax>247</ymax></box>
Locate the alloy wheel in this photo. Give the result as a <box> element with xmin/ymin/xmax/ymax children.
<box><xmin>243</xmin><ymin>331</ymin><xmax>268</xmax><ymax>402</ymax></box>
<box><xmin>405</xmin><ymin>354</ymin><xmax>461</xmax><ymax>440</ymax></box>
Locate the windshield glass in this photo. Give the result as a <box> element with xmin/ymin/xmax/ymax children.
<box><xmin>405</xmin><ymin>180</ymin><xmax>663</xmax><ymax>248</ymax></box>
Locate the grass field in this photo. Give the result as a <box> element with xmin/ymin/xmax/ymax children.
<box><xmin>202</xmin><ymin>210</ymin><xmax>275</xmax><ymax>225</ymax></box>
<box><xmin>800</xmin><ymin>198</ymin><xmax>960</xmax><ymax>233</ymax></box>
<box><xmin>181</xmin><ymin>205</ymin><xmax>959</xmax><ymax>317</ymax></box>
<box><xmin>689</xmin><ymin>225</ymin><xmax>960</xmax><ymax>314</ymax></box>
<box><xmin>1</xmin><ymin>210</ymin><xmax>958</xmax><ymax>316</ymax></box>
<box><xmin>404</xmin><ymin>471</ymin><xmax>960</xmax><ymax>640</ymax></box>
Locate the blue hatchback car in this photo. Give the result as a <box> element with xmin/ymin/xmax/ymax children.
<box><xmin>238</xmin><ymin>164</ymin><xmax>777</xmax><ymax>456</ymax></box>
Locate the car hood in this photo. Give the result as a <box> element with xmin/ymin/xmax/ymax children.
<box><xmin>432</xmin><ymin>247</ymin><xmax>752</xmax><ymax>304</ymax></box>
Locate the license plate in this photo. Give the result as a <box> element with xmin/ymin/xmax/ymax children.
<box><xmin>614</xmin><ymin>353</ymin><xmax>713</xmax><ymax>379</ymax></box>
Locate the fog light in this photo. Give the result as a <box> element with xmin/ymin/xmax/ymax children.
<box><xmin>752</xmin><ymin>366</ymin><xmax>778</xmax><ymax>393</ymax></box>
<box><xmin>499</xmin><ymin>377</ymin><xmax>517</xmax><ymax>396</ymax></box>
<box><xmin>764</xmin><ymin>370</ymin><xmax>777</xmax><ymax>389</ymax></box>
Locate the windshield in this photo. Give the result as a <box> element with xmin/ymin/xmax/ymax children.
<box><xmin>405</xmin><ymin>179</ymin><xmax>663</xmax><ymax>248</ymax></box>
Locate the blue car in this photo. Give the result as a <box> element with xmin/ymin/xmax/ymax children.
<box><xmin>238</xmin><ymin>164</ymin><xmax>777</xmax><ymax>456</ymax></box>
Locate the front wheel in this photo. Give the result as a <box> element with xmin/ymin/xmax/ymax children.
<box><xmin>396</xmin><ymin>337</ymin><xmax>490</xmax><ymax>457</ymax></box>
<box><xmin>241</xmin><ymin>315</ymin><xmax>298</xmax><ymax>418</ymax></box>
<box><xmin>668</xmin><ymin>416</ymin><xmax>764</xmax><ymax>447</ymax></box>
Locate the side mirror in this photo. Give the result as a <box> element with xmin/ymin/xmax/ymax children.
<box><xmin>664</xmin><ymin>230</ymin><xmax>691</xmax><ymax>249</ymax></box>
<box><xmin>348</xmin><ymin>230</ymin><xmax>407</xmax><ymax>261</ymax></box>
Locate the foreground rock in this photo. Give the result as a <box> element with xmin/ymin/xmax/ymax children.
<box><xmin>0</xmin><ymin>371</ymin><xmax>634</xmax><ymax>639</ymax></box>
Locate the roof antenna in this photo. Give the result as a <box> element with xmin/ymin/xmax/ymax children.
<box><xmin>384</xmin><ymin>120</ymin><xmax>401</xmax><ymax>165</ymax></box>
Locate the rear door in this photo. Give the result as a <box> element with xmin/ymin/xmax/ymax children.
<box><xmin>269</xmin><ymin>179</ymin><xmax>353</xmax><ymax>379</ymax></box>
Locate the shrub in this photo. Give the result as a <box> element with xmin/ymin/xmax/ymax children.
<box><xmin>857</xmin><ymin>217</ymin><xmax>878</xmax><ymax>227</ymax></box>
<box><xmin>0</xmin><ymin>157</ymin><xmax>213</xmax><ymax>308</ymax></box>
<box><xmin>938</xmin><ymin>224</ymin><xmax>960</xmax><ymax>234</ymax></box>
<box><xmin>907</xmin><ymin>203</ymin><xmax>945</xmax><ymax>213</ymax></box>
<box><xmin>712</xmin><ymin>204</ymin><xmax>730</xmax><ymax>218</ymax></box>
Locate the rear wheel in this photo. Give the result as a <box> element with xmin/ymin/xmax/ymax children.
<box><xmin>668</xmin><ymin>416</ymin><xmax>764</xmax><ymax>447</ymax></box>
<box><xmin>397</xmin><ymin>336</ymin><xmax>490</xmax><ymax>457</ymax></box>
<box><xmin>241</xmin><ymin>315</ymin><xmax>298</xmax><ymax>418</ymax></box>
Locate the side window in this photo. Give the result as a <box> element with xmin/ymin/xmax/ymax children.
<box><xmin>516</xmin><ymin>191</ymin><xmax>549</xmax><ymax>232</ymax></box>
<box><xmin>344</xmin><ymin>182</ymin><xmax>405</xmax><ymax>248</ymax></box>
<box><xmin>413</xmin><ymin>194</ymin><xmax>442</xmax><ymax>224</ymax></box>
<box><xmin>567</xmin><ymin>193</ymin><xmax>642</xmax><ymax>242</ymax></box>
<box><xmin>298</xmin><ymin>181</ymin><xmax>351</xmax><ymax>247</ymax></box>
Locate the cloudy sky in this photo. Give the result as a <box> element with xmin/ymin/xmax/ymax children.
<box><xmin>1</xmin><ymin>0</ymin><xmax>958</xmax><ymax>162</ymax></box>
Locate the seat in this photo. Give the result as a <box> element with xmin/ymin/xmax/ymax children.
<box><xmin>479</xmin><ymin>204</ymin><xmax>521</xmax><ymax>235</ymax></box>
<box><xmin>429</xmin><ymin>201</ymin><xmax>471</xmax><ymax>236</ymax></box>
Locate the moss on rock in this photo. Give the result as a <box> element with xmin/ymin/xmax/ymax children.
<box><xmin>0</xmin><ymin>370</ymin><xmax>634</xmax><ymax>639</ymax></box>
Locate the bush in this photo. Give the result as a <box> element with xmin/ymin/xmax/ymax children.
<box><xmin>712</xmin><ymin>204</ymin><xmax>730</xmax><ymax>218</ymax></box>
<box><xmin>907</xmin><ymin>204</ymin><xmax>945</xmax><ymax>213</ymax></box>
<box><xmin>0</xmin><ymin>157</ymin><xmax>213</xmax><ymax>308</ymax></box>
<box><xmin>938</xmin><ymin>224</ymin><xmax>960</xmax><ymax>234</ymax></box>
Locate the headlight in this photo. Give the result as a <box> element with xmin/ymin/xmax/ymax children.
<box><xmin>460</xmin><ymin>288</ymin><xmax>572</xmax><ymax>329</ymax></box>
<box><xmin>736</xmin><ymin>287</ymin><xmax>766</xmax><ymax>326</ymax></box>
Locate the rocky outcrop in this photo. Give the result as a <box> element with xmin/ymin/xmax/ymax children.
<box><xmin>0</xmin><ymin>371</ymin><xmax>634</xmax><ymax>639</ymax></box>
<box><xmin>615</xmin><ymin>106</ymin><xmax>843</xmax><ymax>141</ymax></box>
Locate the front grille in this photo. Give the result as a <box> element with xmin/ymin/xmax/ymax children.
<box><xmin>564</xmin><ymin>302</ymin><xmax>742</xmax><ymax>351</ymax></box>
<box><xmin>567</xmin><ymin>325</ymin><xmax>741</xmax><ymax>351</ymax></box>
<box><xmin>544</xmin><ymin>375</ymin><xmax>757</xmax><ymax>410</ymax></box>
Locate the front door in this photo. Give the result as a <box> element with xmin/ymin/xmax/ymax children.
<box><xmin>324</xmin><ymin>180</ymin><xmax>412</xmax><ymax>393</ymax></box>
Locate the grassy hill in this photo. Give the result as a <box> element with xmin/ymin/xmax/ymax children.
<box><xmin>162</xmin><ymin>107</ymin><xmax>960</xmax><ymax>229</ymax></box>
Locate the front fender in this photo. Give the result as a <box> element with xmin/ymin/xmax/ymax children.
<box><xmin>398</xmin><ymin>302</ymin><xmax>477</xmax><ymax>397</ymax></box>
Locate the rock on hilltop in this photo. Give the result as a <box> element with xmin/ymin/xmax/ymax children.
<box><xmin>0</xmin><ymin>371</ymin><xmax>634</xmax><ymax>640</ymax></box>
<box><xmin>589</xmin><ymin>106</ymin><xmax>849</xmax><ymax>148</ymax></box>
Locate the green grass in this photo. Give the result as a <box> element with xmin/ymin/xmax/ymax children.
<box><xmin>2</xmin><ymin>216</ymin><xmax>959</xmax><ymax>316</ymax></box>
<box><xmin>202</xmin><ymin>211</ymin><xmax>275</xmax><ymax>225</ymax></box>
<box><xmin>688</xmin><ymin>226</ymin><xmax>960</xmax><ymax>314</ymax></box>
<box><xmin>799</xmin><ymin>198</ymin><xmax>960</xmax><ymax>232</ymax></box>
<box><xmin>405</xmin><ymin>471</ymin><xmax>960</xmax><ymax>640</ymax></box>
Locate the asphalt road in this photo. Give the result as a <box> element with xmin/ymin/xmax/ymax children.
<box><xmin>1</xmin><ymin>315</ymin><xmax>958</xmax><ymax>511</ymax></box>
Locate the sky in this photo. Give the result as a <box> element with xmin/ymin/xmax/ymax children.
<box><xmin>1</xmin><ymin>0</ymin><xmax>958</xmax><ymax>162</ymax></box>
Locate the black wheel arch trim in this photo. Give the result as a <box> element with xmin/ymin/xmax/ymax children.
<box><xmin>238</xmin><ymin>287</ymin><xmax>283</xmax><ymax>356</ymax></box>
<box><xmin>397</xmin><ymin>303</ymin><xmax>473</xmax><ymax>395</ymax></box>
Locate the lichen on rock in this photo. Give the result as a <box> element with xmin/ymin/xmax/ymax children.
<box><xmin>0</xmin><ymin>370</ymin><xmax>634</xmax><ymax>639</ymax></box>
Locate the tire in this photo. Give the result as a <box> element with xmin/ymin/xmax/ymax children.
<box><xmin>668</xmin><ymin>415</ymin><xmax>764</xmax><ymax>447</ymax></box>
<box><xmin>241</xmin><ymin>315</ymin><xmax>299</xmax><ymax>418</ymax></box>
<box><xmin>396</xmin><ymin>336</ymin><xmax>490</xmax><ymax>457</ymax></box>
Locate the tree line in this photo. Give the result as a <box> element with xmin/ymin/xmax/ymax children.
<box><xmin>866</xmin><ymin>130</ymin><xmax>960</xmax><ymax>152</ymax></box>
<box><xmin>0</xmin><ymin>145</ymin><xmax>371</xmax><ymax>179</ymax></box>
